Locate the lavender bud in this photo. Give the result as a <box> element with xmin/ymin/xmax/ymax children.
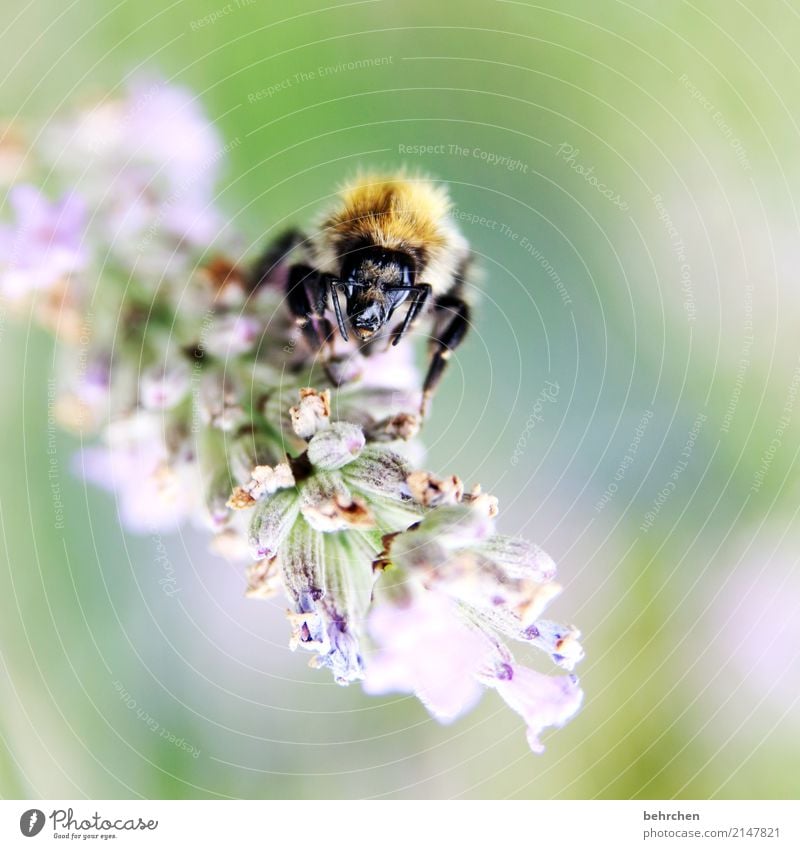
<box><xmin>203</xmin><ymin>466</ymin><xmax>234</xmax><ymax>530</ymax></box>
<box><xmin>475</xmin><ymin>536</ymin><xmax>557</xmax><ymax>582</ymax></box>
<box><xmin>247</xmin><ymin>489</ymin><xmax>300</xmax><ymax>559</ymax></box>
<box><xmin>339</xmin><ymin>448</ymin><xmax>421</xmax><ymax>531</ymax></box>
<box><xmin>323</xmin><ymin>351</ymin><xmax>365</xmax><ymax>386</ymax></box>
<box><xmin>415</xmin><ymin>504</ymin><xmax>495</xmax><ymax>549</ymax></box>
<box><xmin>307</xmin><ymin>422</ymin><xmax>365</xmax><ymax>470</ymax></box>
<box><xmin>281</xmin><ymin>519</ymin><xmax>376</xmax><ymax>684</ymax></box>
<box><xmin>197</xmin><ymin>256</ymin><xmax>248</xmax><ymax>307</ymax></box>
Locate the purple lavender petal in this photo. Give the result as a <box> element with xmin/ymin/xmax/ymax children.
<box><xmin>488</xmin><ymin>664</ymin><xmax>583</xmax><ymax>753</ymax></box>
<box><xmin>0</xmin><ymin>185</ymin><xmax>87</xmax><ymax>298</ymax></box>
<box><xmin>364</xmin><ymin>591</ymin><xmax>490</xmax><ymax>722</ymax></box>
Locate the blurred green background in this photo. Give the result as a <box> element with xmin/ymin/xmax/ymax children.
<box><xmin>1</xmin><ymin>0</ymin><xmax>799</xmax><ymax>799</ymax></box>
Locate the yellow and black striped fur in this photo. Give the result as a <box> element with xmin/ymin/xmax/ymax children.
<box><xmin>251</xmin><ymin>173</ymin><xmax>474</xmax><ymax>414</ymax></box>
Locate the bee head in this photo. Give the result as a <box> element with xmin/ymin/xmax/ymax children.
<box><xmin>339</xmin><ymin>247</ymin><xmax>415</xmax><ymax>341</ymax></box>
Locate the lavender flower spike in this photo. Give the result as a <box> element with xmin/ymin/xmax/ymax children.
<box><xmin>6</xmin><ymin>77</ymin><xmax>585</xmax><ymax>753</ymax></box>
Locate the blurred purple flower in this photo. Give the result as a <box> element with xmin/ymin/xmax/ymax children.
<box><xmin>365</xmin><ymin>587</ymin><xmax>584</xmax><ymax>751</ymax></box>
<box><xmin>364</xmin><ymin>590</ymin><xmax>489</xmax><ymax>721</ymax></box>
<box><xmin>203</xmin><ymin>314</ymin><xmax>263</xmax><ymax>357</ymax></box>
<box><xmin>76</xmin><ymin>361</ymin><xmax>111</xmax><ymax>408</ymax></box>
<box><xmin>41</xmin><ymin>77</ymin><xmax>225</xmax><ymax>252</ymax></box>
<box><xmin>104</xmin><ymin>169</ymin><xmax>222</xmax><ymax>252</ymax></box>
<box><xmin>139</xmin><ymin>361</ymin><xmax>191</xmax><ymax>410</ymax></box>
<box><xmin>116</xmin><ymin>78</ymin><xmax>224</xmax><ymax>249</ymax></box>
<box><xmin>0</xmin><ymin>185</ymin><xmax>87</xmax><ymax>298</ymax></box>
<box><xmin>124</xmin><ymin>77</ymin><xmax>223</xmax><ymax>191</ymax></box>
<box><xmin>73</xmin><ymin>413</ymin><xmax>195</xmax><ymax>533</ymax></box>
<box><xmin>160</xmin><ymin>189</ymin><xmax>222</xmax><ymax>245</ymax></box>
<box><xmin>482</xmin><ymin>662</ymin><xmax>583</xmax><ymax>754</ymax></box>
<box><xmin>704</xmin><ymin>553</ymin><xmax>800</xmax><ymax>722</ymax></box>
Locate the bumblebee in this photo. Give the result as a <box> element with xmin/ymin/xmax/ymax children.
<box><xmin>251</xmin><ymin>174</ymin><xmax>473</xmax><ymax>413</ymax></box>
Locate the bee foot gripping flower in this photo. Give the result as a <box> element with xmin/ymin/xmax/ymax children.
<box><xmin>1</xmin><ymin>77</ymin><xmax>584</xmax><ymax>753</ymax></box>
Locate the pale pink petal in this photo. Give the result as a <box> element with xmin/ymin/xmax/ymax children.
<box><xmin>364</xmin><ymin>591</ymin><xmax>491</xmax><ymax>722</ymax></box>
<box><xmin>488</xmin><ymin>664</ymin><xmax>583</xmax><ymax>753</ymax></box>
<box><xmin>126</xmin><ymin>77</ymin><xmax>223</xmax><ymax>189</ymax></box>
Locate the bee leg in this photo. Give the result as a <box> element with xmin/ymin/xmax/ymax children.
<box><xmin>420</xmin><ymin>294</ymin><xmax>470</xmax><ymax>416</ymax></box>
<box><xmin>391</xmin><ymin>283</ymin><xmax>432</xmax><ymax>347</ymax></box>
<box><xmin>328</xmin><ymin>277</ymin><xmax>349</xmax><ymax>341</ymax></box>
<box><xmin>286</xmin><ymin>264</ymin><xmax>332</xmax><ymax>350</ymax></box>
<box><xmin>250</xmin><ymin>229</ymin><xmax>308</xmax><ymax>290</ymax></box>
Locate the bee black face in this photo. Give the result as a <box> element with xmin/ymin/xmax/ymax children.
<box><xmin>339</xmin><ymin>248</ymin><xmax>415</xmax><ymax>341</ymax></box>
<box><xmin>349</xmin><ymin>298</ymin><xmax>385</xmax><ymax>338</ymax></box>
